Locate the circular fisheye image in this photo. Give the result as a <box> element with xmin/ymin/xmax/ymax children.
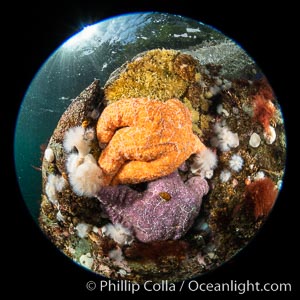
<box><xmin>15</xmin><ymin>12</ymin><xmax>286</xmax><ymax>283</ymax></box>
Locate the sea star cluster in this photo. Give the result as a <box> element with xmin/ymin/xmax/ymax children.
<box><xmin>97</xmin><ymin>171</ymin><xmax>209</xmax><ymax>243</ymax></box>
<box><xmin>97</xmin><ymin>97</ymin><xmax>206</xmax><ymax>185</ymax></box>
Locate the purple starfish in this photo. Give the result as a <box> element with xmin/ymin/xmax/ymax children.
<box><xmin>97</xmin><ymin>171</ymin><xmax>209</xmax><ymax>243</ymax></box>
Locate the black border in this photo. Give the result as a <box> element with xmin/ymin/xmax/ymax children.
<box><xmin>7</xmin><ymin>1</ymin><xmax>296</xmax><ymax>297</ymax></box>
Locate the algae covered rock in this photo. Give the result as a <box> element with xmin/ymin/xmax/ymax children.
<box><xmin>40</xmin><ymin>80</ymin><xmax>104</xmax><ymax>230</ymax></box>
<box><xmin>38</xmin><ymin>48</ymin><xmax>286</xmax><ymax>284</ymax></box>
<box><xmin>104</xmin><ymin>49</ymin><xmax>224</xmax><ymax>137</ymax></box>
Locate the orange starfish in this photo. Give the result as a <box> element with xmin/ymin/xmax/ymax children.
<box><xmin>96</xmin><ymin>98</ymin><xmax>206</xmax><ymax>185</ymax></box>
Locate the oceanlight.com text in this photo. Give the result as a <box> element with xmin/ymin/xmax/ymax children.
<box><xmin>186</xmin><ymin>280</ymin><xmax>292</xmax><ymax>294</ymax></box>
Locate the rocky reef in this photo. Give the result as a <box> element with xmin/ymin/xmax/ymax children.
<box><xmin>39</xmin><ymin>49</ymin><xmax>286</xmax><ymax>283</ymax></box>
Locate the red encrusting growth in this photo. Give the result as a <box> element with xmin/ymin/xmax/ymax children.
<box><xmin>253</xmin><ymin>77</ymin><xmax>274</xmax><ymax>101</ymax></box>
<box><xmin>253</xmin><ymin>95</ymin><xmax>276</xmax><ymax>134</ymax></box>
<box><xmin>244</xmin><ymin>177</ymin><xmax>278</xmax><ymax>219</ymax></box>
<box><xmin>252</xmin><ymin>78</ymin><xmax>276</xmax><ymax>134</ymax></box>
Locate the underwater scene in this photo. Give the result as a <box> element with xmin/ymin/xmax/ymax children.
<box><xmin>15</xmin><ymin>13</ymin><xmax>286</xmax><ymax>283</ymax></box>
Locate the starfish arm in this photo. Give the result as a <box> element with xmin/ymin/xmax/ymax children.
<box><xmin>96</xmin><ymin>98</ymin><xmax>150</xmax><ymax>144</ymax></box>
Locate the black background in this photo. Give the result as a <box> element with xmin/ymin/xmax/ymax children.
<box><xmin>5</xmin><ymin>0</ymin><xmax>297</xmax><ymax>297</ymax></box>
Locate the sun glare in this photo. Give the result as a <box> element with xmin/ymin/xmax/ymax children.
<box><xmin>63</xmin><ymin>25</ymin><xmax>97</xmax><ymax>49</ymax></box>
